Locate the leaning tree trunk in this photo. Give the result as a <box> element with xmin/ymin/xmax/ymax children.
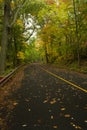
<box><xmin>0</xmin><ymin>0</ymin><xmax>10</xmax><ymax>74</ymax></box>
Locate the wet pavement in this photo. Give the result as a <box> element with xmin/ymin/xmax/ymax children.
<box><xmin>0</xmin><ymin>64</ymin><xmax>87</xmax><ymax>130</ymax></box>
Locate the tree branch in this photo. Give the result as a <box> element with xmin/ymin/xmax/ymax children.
<box><xmin>10</xmin><ymin>0</ymin><xmax>28</xmax><ymax>27</ymax></box>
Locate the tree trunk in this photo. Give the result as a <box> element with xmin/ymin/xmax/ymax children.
<box><xmin>13</xmin><ymin>37</ymin><xmax>18</xmax><ymax>67</ymax></box>
<box><xmin>72</xmin><ymin>0</ymin><xmax>80</xmax><ymax>66</ymax></box>
<box><xmin>0</xmin><ymin>0</ymin><xmax>27</xmax><ymax>74</ymax></box>
<box><xmin>44</xmin><ymin>43</ymin><xmax>49</xmax><ymax>63</ymax></box>
<box><xmin>0</xmin><ymin>0</ymin><xmax>10</xmax><ymax>74</ymax></box>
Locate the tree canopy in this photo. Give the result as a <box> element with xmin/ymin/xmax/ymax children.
<box><xmin>0</xmin><ymin>0</ymin><xmax>87</xmax><ymax>74</ymax></box>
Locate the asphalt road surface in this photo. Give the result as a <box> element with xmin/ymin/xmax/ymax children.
<box><xmin>0</xmin><ymin>64</ymin><xmax>87</xmax><ymax>130</ymax></box>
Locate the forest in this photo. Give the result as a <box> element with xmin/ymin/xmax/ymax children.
<box><xmin>0</xmin><ymin>0</ymin><xmax>87</xmax><ymax>75</ymax></box>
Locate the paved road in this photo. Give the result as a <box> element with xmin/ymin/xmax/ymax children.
<box><xmin>0</xmin><ymin>64</ymin><xmax>87</xmax><ymax>130</ymax></box>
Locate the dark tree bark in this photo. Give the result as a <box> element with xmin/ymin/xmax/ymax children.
<box><xmin>72</xmin><ymin>0</ymin><xmax>80</xmax><ymax>66</ymax></box>
<box><xmin>13</xmin><ymin>36</ymin><xmax>18</xmax><ymax>67</ymax></box>
<box><xmin>44</xmin><ymin>43</ymin><xmax>49</xmax><ymax>63</ymax></box>
<box><xmin>0</xmin><ymin>0</ymin><xmax>28</xmax><ymax>74</ymax></box>
<box><xmin>0</xmin><ymin>0</ymin><xmax>11</xmax><ymax>74</ymax></box>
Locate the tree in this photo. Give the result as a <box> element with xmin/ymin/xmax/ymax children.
<box><xmin>0</xmin><ymin>0</ymin><xmax>46</xmax><ymax>74</ymax></box>
<box><xmin>0</xmin><ymin>0</ymin><xmax>87</xmax><ymax>73</ymax></box>
<box><xmin>0</xmin><ymin>0</ymin><xmax>11</xmax><ymax>74</ymax></box>
<box><xmin>37</xmin><ymin>0</ymin><xmax>87</xmax><ymax>66</ymax></box>
<box><xmin>0</xmin><ymin>0</ymin><xmax>28</xmax><ymax>74</ymax></box>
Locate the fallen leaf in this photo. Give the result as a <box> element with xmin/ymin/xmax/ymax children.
<box><xmin>22</xmin><ymin>124</ymin><xmax>27</xmax><ymax>127</ymax></box>
<box><xmin>75</xmin><ymin>125</ymin><xmax>82</xmax><ymax>129</ymax></box>
<box><xmin>40</xmin><ymin>85</ymin><xmax>44</xmax><ymax>88</ymax></box>
<box><xmin>43</xmin><ymin>100</ymin><xmax>48</xmax><ymax>103</ymax></box>
<box><xmin>50</xmin><ymin>98</ymin><xmax>56</xmax><ymax>104</ymax></box>
<box><xmin>25</xmin><ymin>99</ymin><xmax>30</xmax><ymax>102</ymax></box>
<box><xmin>64</xmin><ymin>114</ymin><xmax>71</xmax><ymax>118</ymax></box>
<box><xmin>71</xmin><ymin>117</ymin><xmax>74</xmax><ymax>120</ymax></box>
<box><xmin>51</xmin><ymin>115</ymin><xmax>54</xmax><ymax>119</ymax></box>
<box><xmin>70</xmin><ymin>122</ymin><xmax>76</xmax><ymax>127</ymax></box>
<box><xmin>13</xmin><ymin>102</ymin><xmax>18</xmax><ymax>106</ymax></box>
<box><xmin>60</xmin><ymin>108</ymin><xmax>66</xmax><ymax>111</ymax></box>
<box><xmin>57</xmin><ymin>98</ymin><xmax>60</xmax><ymax>101</ymax></box>
<box><xmin>70</xmin><ymin>122</ymin><xmax>82</xmax><ymax>130</ymax></box>
<box><xmin>84</xmin><ymin>120</ymin><xmax>87</xmax><ymax>123</ymax></box>
<box><xmin>49</xmin><ymin>109</ymin><xmax>52</xmax><ymax>112</ymax></box>
<box><xmin>28</xmin><ymin>108</ymin><xmax>31</xmax><ymax>112</ymax></box>
<box><xmin>53</xmin><ymin>125</ymin><xmax>58</xmax><ymax>128</ymax></box>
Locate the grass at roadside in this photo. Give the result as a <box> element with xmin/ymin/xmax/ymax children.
<box><xmin>52</xmin><ymin>60</ymin><xmax>87</xmax><ymax>74</ymax></box>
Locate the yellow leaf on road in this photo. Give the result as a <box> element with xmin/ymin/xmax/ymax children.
<box><xmin>53</xmin><ymin>125</ymin><xmax>58</xmax><ymax>128</ymax></box>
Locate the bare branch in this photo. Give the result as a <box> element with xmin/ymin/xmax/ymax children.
<box><xmin>10</xmin><ymin>0</ymin><xmax>28</xmax><ymax>27</ymax></box>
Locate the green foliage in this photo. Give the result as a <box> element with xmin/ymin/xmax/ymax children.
<box><xmin>24</xmin><ymin>38</ymin><xmax>41</xmax><ymax>63</ymax></box>
<box><xmin>37</xmin><ymin>0</ymin><xmax>87</xmax><ymax>67</ymax></box>
<box><xmin>22</xmin><ymin>0</ymin><xmax>46</xmax><ymax>17</ymax></box>
<box><xmin>0</xmin><ymin>0</ymin><xmax>87</xmax><ymax>74</ymax></box>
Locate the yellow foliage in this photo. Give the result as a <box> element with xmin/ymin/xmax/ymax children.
<box><xmin>0</xmin><ymin>0</ymin><xmax>3</xmax><ymax>3</ymax></box>
<box><xmin>35</xmin><ymin>39</ymin><xmax>44</xmax><ymax>48</ymax></box>
<box><xmin>10</xmin><ymin>0</ymin><xmax>15</xmax><ymax>10</ymax></box>
<box><xmin>17</xmin><ymin>51</ymin><xmax>25</xmax><ymax>60</ymax></box>
<box><xmin>16</xmin><ymin>19</ymin><xmax>24</xmax><ymax>27</ymax></box>
<box><xmin>22</xmin><ymin>42</ymin><xmax>28</xmax><ymax>48</ymax></box>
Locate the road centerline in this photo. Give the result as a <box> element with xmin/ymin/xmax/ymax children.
<box><xmin>41</xmin><ymin>67</ymin><xmax>87</xmax><ymax>93</ymax></box>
